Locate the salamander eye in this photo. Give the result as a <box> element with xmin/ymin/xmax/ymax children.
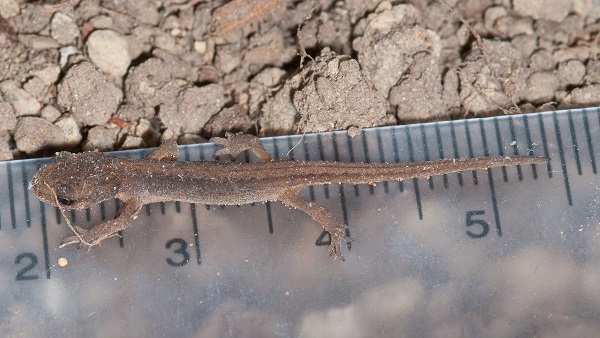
<box><xmin>57</xmin><ymin>196</ymin><xmax>75</xmax><ymax>206</ymax></box>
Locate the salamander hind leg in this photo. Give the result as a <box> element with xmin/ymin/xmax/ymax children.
<box><xmin>279</xmin><ymin>189</ymin><xmax>352</xmax><ymax>261</ymax></box>
<box><xmin>210</xmin><ymin>133</ymin><xmax>273</xmax><ymax>162</ymax></box>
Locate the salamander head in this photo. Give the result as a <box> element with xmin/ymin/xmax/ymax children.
<box><xmin>30</xmin><ymin>151</ymin><xmax>122</xmax><ymax>210</ymax></box>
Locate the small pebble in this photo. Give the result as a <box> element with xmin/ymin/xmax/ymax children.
<box><xmin>59</xmin><ymin>46</ymin><xmax>79</xmax><ymax>68</ymax></box>
<box><xmin>40</xmin><ymin>105</ymin><xmax>61</xmax><ymax>122</ymax></box>
<box><xmin>524</xmin><ymin>72</ymin><xmax>559</xmax><ymax>104</ymax></box>
<box><xmin>83</xmin><ymin>125</ymin><xmax>120</xmax><ymax>151</ymax></box>
<box><xmin>86</xmin><ymin>29</ymin><xmax>131</xmax><ymax>78</ymax></box>
<box><xmin>557</xmin><ymin>60</ymin><xmax>585</xmax><ymax>86</ymax></box>
<box><xmin>0</xmin><ymin>133</ymin><xmax>12</xmax><ymax>160</ymax></box>
<box><xmin>0</xmin><ymin>80</ymin><xmax>41</xmax><ymax>117</ymax></box>
<box><xmin>568</xmin><ymin>84</ymin><xmax>600</xmax><ymax>105</ymax></box>
<box><xmin>512</xmin><ymin>0</ymin><xmax>572</xmax><ymax>22</ymax></box>
<box><xmin>13</xmin><ymin>117</ymin><xmax>66</xmax><ymax>154</ymax></box>
<box><xmin>54</xmin><ymin>115</ymin><xmax>82</xmax><ymax>147</ymax></box>
<box><xmin>0</xmin><ymin>0</ymin><xmax>19</xmax><ymax>18</ymax></box>
<box><xmin>57</xmin><ymin>257</ymin><xmax>68</xmax><ymax>267</ymax></box>
<box><xmin>0</xmin><ymin>101</ymin><xmax>17</xmax><ymax>130</ymax></box>
<box><xmin>30</xmin><ymin>65</ymin><xmax>61</xmax><ymax>85</ymax></box>
<box><xmin>50</xmin><ymin>12</ymin><xmax>80</xmax><ymax>45</ymax></box>
<box><xmin>120</xmin><ymin>135</ymin><xmax>147</xmax><ymax>149</ymax></box>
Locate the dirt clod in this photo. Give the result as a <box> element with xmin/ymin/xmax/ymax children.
<box><xmin>125</xmin><ymin>57</ymin><xmax>178</xmax><ymax>109</ymax></box>
<box><xmin>159</xmin><ymin>84</ymin><xmax>227</xmax><ymax>136</ymax></box>
<box><xmin>353</xmin><ymin>3</ymin><xmax>441</xmax><ymax>99</ymax></box>
<box><xmin>261</xmin><ymin>48</ymin><xmax>390</xmax><ymax>135</ymax></box>
<box><xmin>389</xmin><ymin>53</ymin><xmax>447</xmax><ymax>122</ymax></box>
<box><xmin>458</xmin><ymin>40</ymin><xmax>525</xmax><ymax>115</ymax></box>
<box><xmin>57</xmin><ymin>61</ymin><xmax>123</xmax><ymax>126</ymax></box>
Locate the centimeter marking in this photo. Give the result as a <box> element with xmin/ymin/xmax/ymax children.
<box><xmin>1</xmin><ymin>108</ymin><xmax>599</xmax><ymax>279</ymax></box>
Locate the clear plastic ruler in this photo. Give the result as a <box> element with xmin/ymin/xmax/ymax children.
<box><xmin>1</xmin><ymin>108</ymin><xmax>598</xmax><ymax>337</ymax></box>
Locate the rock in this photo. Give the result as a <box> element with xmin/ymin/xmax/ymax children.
<box><xmin>259</xmin><ymin>78</ymin><xmax>298</xmax><ymax>135</ymax></box>
<box><xmin>19</xmin><ymin>35</ymin><xmax>60</xmax><ymax>50</ymax></box>
<box><xmin>40</xmin><ymin>105</ymin><xmax>61</xmax><ymax>122</ymax></box>
<box><xmin>153</xmin><ymin>49</ymin><xmax>196</xmax><ymax>81</ymax></box>
<box><xmin>0</xmin><ymin>0</ymin><xmax>19</xmax><ymax>18</ymax></box>
<box><xmin>511</xmin><ymin>34</ymin><xmax>537</xmax><ymax>59</ymax></box>
<box><xmin>567</xmin><ymin>84</ymin><xmax>600</xmax><ymax>105</ymax></box>
<box><xmin>0</xmin><ymin>101</ymin><xmax>17</xmax><ymax>130</ymax></box>
<box><xmin>59</xmin><ymin>46</ymin><xmax>79</xmax><ymax>68</ymax></box>
<box><xmin>83</xmin><ymin>125</ymin><xmax>120</xmax><ymax>151</ymax></box>
<box><xmin>584</xmin><ymin>60</ymin><xmax>600</xmax><ymax>84</ymax></box>
<box><xmin>524</xmin><ymin>72</ymin><xmax>560</xmax><ymax>104</ymax></box>
<box><xmin>30</xmin><ymin>65</ymin><xmax>61</xmax><ymax>85</ymax></box>
<box><xmin>126</xmin><ymin>26</ymin><xmax>156</xmax><ymax>61</ymax></box>
<box><xmin>513</xmin><ymin>0</ymin><xmax>573</xmax><ymax>22</ymax></box>
<box><xmin>557</xmin><ymin>60</ymin><xmax>585</xmax><ymax>86</ymax></box>
<box><xmin>0</xmin><ymin>80</ymin><xmax>41</xmax><ymax>116</ymax></box>
<box><xmin>248</xmin><ymin>67</ymin><xmax>286</xmax><ymax>117</ymax></box>
<box><xmin>0</xmin><ymin>135</ymin><xmax>12</xmax><ymax>160</ymax></box>
<box><xmin>125</xmin><ymin>1</ymin><xmax>160</xmax><ymax>26</ymax></box>
<box><xmin>120</xmin><ymin>135</ymin><xmax>146</xmax><ymax>149</ymax></box>
<box><xmin>215</xmin><ymin>44</ymin><xmax>241</xmax><ymax>75</ymax></box>
<box><xmin>115</xmin><ymin>103</ymin><xmax>155</xmax><ymax>121</ymax></box>
<box><xmin>177</xmin><ymin>133</ymin><xmax>205</xmax><ymax>145</ymax></box>
<box><xmin>553</xmin><ymin>46</ymin><xmax>590</xmax><ymax>64</ymax></box>
<box><xmin>54</xmin><ymin>115</ymin><xmax>82</xmax><ymax>147</ymax></box>
<box><xmin>242</xmin><ymin>28</ymin><xmax>296</xmax><ymax>76</ymax></box>
<box><xmin>57</xmin><ymin>62</ymin><xmax>123</xmax><ymax>126</ymax></box>
<box><xmin>50</xmin><ymin>12</ymin><xmax>80</xmax><ymax>45</ymax></box>
<box><xmin>86</xmin><ymin>30</ymin><xmax>131</xmax><ymax>78</ymax></box>
<box><xmin>530</xmin><ymin>50</ymin><xmax>554</xmax><ymax>72</ymax></box>
<box><xmin>13</xmin><ymin>117</ymin><xmax>66</xmax><ymax>154</ymax></box>
<box><xmin>23</xmin><ymin>77</ymin><xmax>47</xmax><ymax>100</ymax></box>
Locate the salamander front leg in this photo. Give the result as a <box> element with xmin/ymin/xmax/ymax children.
<box><xmin>146</xmin><ymin>139</ymin><xmax>179</xmax><ymax>162</ymax></box>
<box><xmin>59</xmin><ymin>198</ymin><xmax>144</xmax><ymax>248</ymax></box>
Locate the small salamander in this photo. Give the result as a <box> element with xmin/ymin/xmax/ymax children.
<box><xmin>29</xmin><ymin>133</ymin><xmax>548</xmax><ymax>260</ymax></box>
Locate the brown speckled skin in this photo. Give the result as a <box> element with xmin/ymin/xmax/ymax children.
<box><xmin>30</xmin><ymin>134</ymin><xmax>548</xmax><ymax>260</ymax></box>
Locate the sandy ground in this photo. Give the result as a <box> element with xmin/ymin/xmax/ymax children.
<box><xmin>1</xmin><ymin>0</ymin><xmax>600</xmax><ymax>160</ymax></box>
